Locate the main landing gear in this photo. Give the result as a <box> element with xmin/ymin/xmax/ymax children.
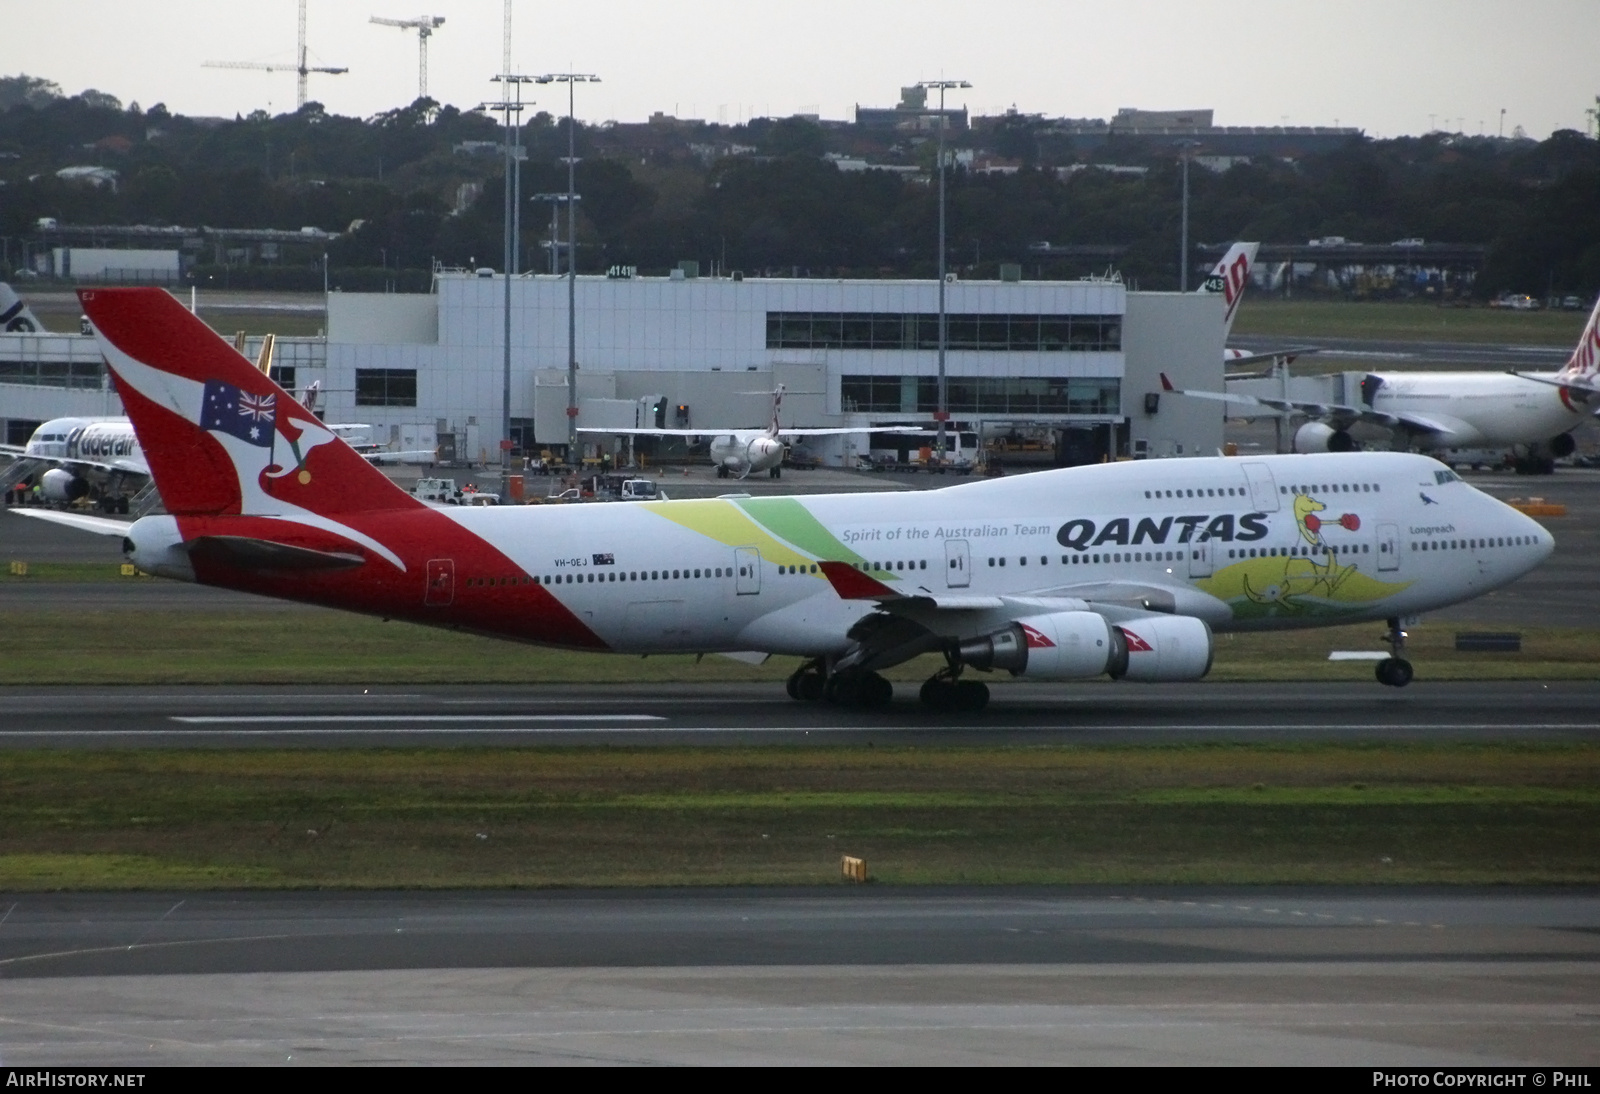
<box><xmin>1375</xmin><ymin>616</ymin><xmax>1414</xmax><ymax>688</ymax></box>
<box><xmin>785</xmin><ymin>659</ymin><xmax>892</xmax><ymax>707</ymax></box>
<box><xmin>918</xmin><ymin>650</ymin><xmax>990</xmax><ymax>711</ymax></box>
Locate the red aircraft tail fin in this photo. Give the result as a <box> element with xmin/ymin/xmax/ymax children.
<box><xmin>80</xmin><ymin>288</ymin><xmax>421</xmax><ymax>518</ymax></box>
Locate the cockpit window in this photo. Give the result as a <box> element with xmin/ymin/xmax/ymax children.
<box><xmin>1434</xmin><ymin>469</ymin><xmax>1460</xmax><ymax>485</ymax></box>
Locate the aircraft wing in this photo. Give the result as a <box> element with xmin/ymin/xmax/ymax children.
<box><xmin>1222</xmin><ymin>347</ymin><xmax>1322</xmax><ymax>369</ymax></box>
<box><xmin>817</xmin><ymin>563</ymin><xmax>1203</xmax><ymax>619</ymax></box>
<box><xmin>778</xmin><ymin>426</ymin><xmax>922</xmax><ymax>437</ymax></box>
<box><xmin>575</xmin><ymin>427</ymin><xmax>714</xmax><ymax>438</ymax></box>
<box><xmin>9</xmin><ymin>508</ymin><xmax>132</xmax><ymax>536</ymax></box>
<box><xmin>1158</xmin><ymin>376</ymin><xmax>1439</xmax><ymax>432</ymax></box>
<box><xmin>0</xmin><ymin>453</ymin><xmax>150</xmax><ymax>476</ymax></box>
<box><xmin>357</xmin><ymin>448</ymin><xmax>438</xmax><ymax>464</ymax></box>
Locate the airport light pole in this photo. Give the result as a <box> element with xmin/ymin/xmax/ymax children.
<box><xmin>537</xmin><ymin>73</ymin><xmax>600</xmax><ymax>469</ymax></box>
<box><xmin>919</xmin><ymin>79</ymin><xmax>969</xmax><ymax>463</ymax></box>
<box><xmin>480</xmin><ymin>75</ymin><xmax>533</xmax><ymax>494</ymax></box>
<box><xmin>531</xmin><ymin>193</ymin><xmax>580</xmax><ymax>276</ymax></box>
<box><xmin>1177</xmin><ymin>142</ymin><xmax>1197</xmax><ymax>291</ymax></box>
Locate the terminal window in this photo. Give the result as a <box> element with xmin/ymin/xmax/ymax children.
<box><xmin>355</xmin><ymin>368</ymin><xmax>418</xmax><ymax>407</ymax></box>
<box><xmin>767</xmin><ymin>312</ymin><xmax>1121</xmax><ymax>353</ymax></box>
<box><xmin>841</xmin><ymin>375</ymin><xmax>1120</xmax><ymax>415</ymax></box>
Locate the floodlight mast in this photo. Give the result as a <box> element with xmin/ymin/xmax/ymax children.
<box><xmin>918</xmin><ymin>79</ymin><xmax>970</xmax><ymax>465</ymax></box>
<box><xmin>537</xmin><ymin>74</ymin><xmax>601</xmax><ymax>469</ymax></box>
<box><xmin>369</xmin><ymin>15</ymin><xmax>446</xmax><ymax>100</ymax></box>
<box><xmin>481</xmin><ymin>75</ymin><xmax>534</xmax><ymax>495</ymax></box>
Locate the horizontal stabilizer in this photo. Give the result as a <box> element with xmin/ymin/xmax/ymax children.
<box><xmin>183</xmin><ymin>535</ymin><xmax>367</xmax><ymax>572</ymax></box>
<box><xmin>8</xmin><ymin>508</ymin><xmax>132</xmax><ymax>537</ymax></box>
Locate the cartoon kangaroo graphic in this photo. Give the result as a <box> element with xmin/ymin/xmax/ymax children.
<box><xmin>1242</xmin><ymin>491</ymin><xmax>1361</xmax><ymax>609</ymax></box>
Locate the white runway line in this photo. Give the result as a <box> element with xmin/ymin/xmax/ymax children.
<box><xmin>170</xmin><ymin>714</ymin><xmax>667</xmax><ymax>724</ymax></box>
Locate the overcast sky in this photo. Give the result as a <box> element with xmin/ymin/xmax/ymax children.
<box><xmin>13</xmin><ymin>0</ymin><xmax>1597</xmax><ymax>139</ymax></box>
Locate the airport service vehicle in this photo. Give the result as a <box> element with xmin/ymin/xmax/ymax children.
<box><xmin>413</xmin><ymin>477</ymin><xmax>460</xmax><ymax>503</ymax></box>
<box><xmin>578</xmin><ymin>386</ymin><xmax>915</xmax><ymax>480</ymax></box>
<box><xmin>21</xmin><ymin>288</ymin><xmax>1555</xmax><ymax>709</ymax></box>
<box><xmin>1165</xmin><ymin>294</ymin><xmax>1600</xmax><ymax>474</ymax></box>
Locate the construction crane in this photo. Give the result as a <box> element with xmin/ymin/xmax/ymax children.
<box><xmin>370</xmin><ymin>15</ymin><xmax>446</xmax><ymax>101</ymax></box>
<box><xmin>204</xmin><ymin>0</ymin><xmax>348</xmax><ymax>110</ymax></box>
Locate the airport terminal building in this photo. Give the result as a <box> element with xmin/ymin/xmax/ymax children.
<box><xmin>2</xmin><ymin>271</ymin><xmax>1225</xmax><ymax>467</ymax></box>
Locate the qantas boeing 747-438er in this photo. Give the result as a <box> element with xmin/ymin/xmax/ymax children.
<box><xmin>19</xmin><ymin>288</ymin><xmax>1556</xmax><ymax>708</ymax></box>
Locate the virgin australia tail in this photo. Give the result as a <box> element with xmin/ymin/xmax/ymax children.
<box><xmin>1557</xmin><ymin>293</ymin><xmax>1600</xmax><ymax>386</ymax></box>
<box><xmin>1199</xmin><ymin>242</ymin><xmax>1259</xmax><ymax>339</ymax></box>
<box><xmin>79</xmin><ymin>287</ymin><xmax>420</xmax><ymax>517</ymax></box>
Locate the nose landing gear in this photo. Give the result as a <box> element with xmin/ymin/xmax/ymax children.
<box><xmin>1375</xmin><ymin>616</ymin><xmax>1414</xmax><ymax>688</ymax></box>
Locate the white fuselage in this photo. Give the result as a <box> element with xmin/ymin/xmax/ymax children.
<box><xmin>1368</xmin><ymin>371</ymin><xmax>1586</xmax><ymax>450</ymax></box>
<box><xmin>708</xmin><ymin>431</ymin><xmax>784</xmax><ymax>475</ymax></box>
<box><xmin>23</xmin><ymin>417</ymin><xmax>147</xmax><ymax>474</ymax></box>
<box><xmin>413</xmin><ymin>451</ymin><xmax>1549</xmax><ymax>654</ymax></box>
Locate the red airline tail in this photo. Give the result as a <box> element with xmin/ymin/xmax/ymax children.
<box><xmin>80</xmin><ymin>288</ymin><xmax>420</xmax><ymax>517</ymax></box>
<box><xmin>1559</xmin><ymin>293</ymin><xmax>1600</xmax><ymax>384</ymax></box>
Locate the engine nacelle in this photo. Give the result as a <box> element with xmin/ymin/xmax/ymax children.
<box><xmin>40</xmin><ymin>468</ymin><xmax>89</xmax><ymax>502</ymax></box>
<box><xmin>1294</xmin><ymin>421</ymin><xmax>1355</xmax><ymax>454</ymax></box>
<box><xmin>121</xmin><ymin>515</ymin><xmax>195</xmax><ymax>582</ymax></box>
<box><xmin>1549</xmin><ymin>432</ymin><xmax>1577</xmax><ymax>459</ymax></box>
<box><xmin>1111</xmin><ymin>615</ymin><xmax>1214</xmax><ymax>682</ymax></box>
<box><xmin>958</xmin><ymin>610</ymin><xmax>1122</xmax><ymax>680</ymax></box>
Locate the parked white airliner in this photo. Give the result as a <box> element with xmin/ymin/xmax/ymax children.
<box><xmin>579</xmin><ymin>385</ymin><xmax>914</xmax><ymax>479</ymax></box>
<box><xmin>20</xmin><ymin>288</ymin><xmax>1554</xmax><ymax>708</ymax></box>
<box><xmin>1165</xmin><ymin>294</ymin><xmax>1600</xmax><ymax>473</ymax></box>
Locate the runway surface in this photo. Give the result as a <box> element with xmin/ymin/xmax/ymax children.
<box><xmin>1228</xmin><ymin>334</ymin><xmax>1572</xmax><ymax>370</ymax></box>
<box><xmin>0</xmin><ymin>888</ymin><xmax>1595</xmax><ymax>1064</ymax></box>
<box><xmin>4</xmin><ymin>680</ymin><xmax>1599</xmax><ymax>747</ymax></box>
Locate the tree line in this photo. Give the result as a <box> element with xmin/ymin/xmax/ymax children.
<box><xmin>2</xmin><ymin>75</ymin><xmax>1598</xmax><ymax>297</ymax></box>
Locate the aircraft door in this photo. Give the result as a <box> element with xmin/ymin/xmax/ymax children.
<box><xmin>1187</xmin><ymin>540</ymin><xmax>1213</xmax><ymax>578</ymax></box>
<box><xmin>425</xmin><ymin>558</ymin><xmax>454</xmax><ymax>606</ymax></box>
<box><xmin>944</xmin><ymin>538</ymin><xmax>971</xmax><ymax>588</ymax></box>
<box><xmin>735</xmin><ymin>547</ymin><xmax>761</xmax><ymax>595</ymax></box>
<box><xmin>1377</xmin><ymin>522</ymin><xmax>1400</xmax><ymax>572</ymax></box>
<box><xmin>1242</xmin><ymin>462</ymin><xmax>1281</xmax><ymax>512</ymax></box>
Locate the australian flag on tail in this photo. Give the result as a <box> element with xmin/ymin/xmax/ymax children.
<box><xmin>201</xmin><ymin>380</ymin><xmax>276</xmax><ymax>447</ymax></box>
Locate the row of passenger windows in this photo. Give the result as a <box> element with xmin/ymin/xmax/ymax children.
<box><xmin>1229</xmin><ymin>544</ymin><xmax>1371</xmax><ymax>558</ymax></box>
<box><xmin>991</xmin><ymin>553</ymin><xmax>1195</xmax><ymax>566</ymax></box>
<box><xmin>1412</xmin><ymin>536</ymin><xmax>1533</xmax><ymax>551</ymax></box>
<box><xmin>473</xmin><ymin>532</ymin><xmax>1532</xmax><ymax>590</ymax></box>
<box><xmin>467</xmin><ymin>567</ymin><xmax>742</xmax><ymax>588</ymax></box>
<box><xmin>1141</xmin><ymin>482</ymin><xmax>1381</xmax><ymax>501</ymax></box>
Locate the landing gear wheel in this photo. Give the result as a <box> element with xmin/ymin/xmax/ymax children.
<box><xmin>716</xmin><ymin>466</ymin><xmax>729</xmax><ymax>479</ymax></box>
<box><xmin>824</xmin><ymin>669</ymin><xmax>892</xmax><ymax>707</ymax></box>
<box><xmin>953</xmin><ymin>680</ymin><xmax>989</xmax><ymax>710</ymax></box>
<box><xmin>787</xmin><ymin>660</ymin><xmax>826</xmax><ymax>702</ymax></box>
<box><xmin>1375</xmin><ymin>658</ymin><xmax>1414</xmax><ymax>688</ymax></box>
<box><xmin>920</xmin><ymin>674</ymin><xmax>988</xmax><ymax>711</ymax></box>
<box><xmin>1376</xmin><ymin>616</ymin><xmax>1413</xmax><ymax>687</ymax></box>
<box><xmin>769</xmin><ymin>466</ymin><xmax>782</xmax><ymax>479</ymax></box>
<box><xmin>116</xmin><ymin>497</ymin><xmax>129</xmax><ymax>514</ymax></box>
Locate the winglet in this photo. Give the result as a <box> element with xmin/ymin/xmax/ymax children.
<box><xmin>817</xmin><ymin>560</ymin><xmax>899</xmax><ymax>600</ymax></box>
<box><xmin>1159</xmin><ymin>372</ymin><xmax>1175</xmax><ymax>391</ymax></box>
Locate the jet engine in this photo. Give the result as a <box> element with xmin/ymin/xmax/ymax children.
<box><xmin>1549</xmin><ymin>432</ymin><xmax>1577</xmax><ymax>459</ymax></box>
<box><xmin>956</xmin><ymin>610</ymin><xmax>1213</xmax><ymax>683</ymax></box>
<box><xmin>120</xmin><ymin>515</ymin><xmax>194</xmax><ymax>581</ymax></box>
<box><xmin>1109</xmin><ymin>615</ymin><xmax>1214</xmax><ymax>682</ymax></box>
<box><xmin>1293</xmin><ymin>421</ymin><xmax>1356</xmax><ymax>453</ymax></box>
<box><xmin>40</xmin><ymin>468</ymin><xmax>89</xmax><ymax>502</ymax></box>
